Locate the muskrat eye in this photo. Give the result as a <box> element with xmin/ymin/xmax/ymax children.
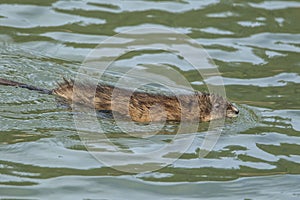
<box><xmin>214</xmin><ymin>103</ymin><xmax>220</xmax><ymax>109</ymax></box>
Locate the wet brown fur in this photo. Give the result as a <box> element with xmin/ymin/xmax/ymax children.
<box><xmin>52</xmin><ymin>79</ymin><xmax>239</xmax><ymax>122</ymax></box>
<box><xmin>0</xmin><ymin>78</ymin><xmax>239</xmax><ymax>123</ymax></box>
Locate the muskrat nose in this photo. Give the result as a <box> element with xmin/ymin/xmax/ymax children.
<box><xmin>232</xmin><ymin>106</ymin><xmax>239</xmax><ymax>114</ymax></box>
<box><xmin>235</xmin><ymin>109</ymin><xmax>239</xmax><ymax>114</ymax></box>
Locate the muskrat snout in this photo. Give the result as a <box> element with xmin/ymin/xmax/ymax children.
<box><xmin>226</xmin><ymin>104</ymin><xmax>239</xmax><ymax>118</ymax></box>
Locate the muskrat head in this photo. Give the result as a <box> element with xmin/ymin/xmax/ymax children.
<box><xmin>202</xmin><ymin>94</ymin><xmax>239</xmax><ymax>121</ymax></box>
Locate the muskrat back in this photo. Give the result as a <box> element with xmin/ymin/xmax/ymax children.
<box><xmin>52</xmin><ymin>79</ymin><xmax>239</xmax><ymax>122</ymax></box>
<box><xmin>0</xmin><ymin>78</ymin><xmax>239</xmax><ymax>122</ymax></box>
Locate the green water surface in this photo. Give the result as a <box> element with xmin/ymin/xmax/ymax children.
<box><xmin>0</xmin><ymin>0</ymin><xmax>300</xmax><ymax>199</ymax></box>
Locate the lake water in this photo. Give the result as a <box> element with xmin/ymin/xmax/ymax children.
<box><xmin>0</xmin><ymin>0</ymin><xmax>300</xmax><ymax>199</ymax></box>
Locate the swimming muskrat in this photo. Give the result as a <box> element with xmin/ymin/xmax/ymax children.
<box><xmin>0</xmin><ymin>78</ymin><xmax>239</xmax><ymax>122</ymax></box>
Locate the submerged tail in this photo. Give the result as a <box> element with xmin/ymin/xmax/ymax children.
<box><xmin>0</xmin><ymin>78</ymin><xmax>52</xmax><ymax>94</ymax></box>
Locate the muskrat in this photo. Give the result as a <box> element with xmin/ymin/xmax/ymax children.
<box><xmin>0</xmin><ymin>78</ymin><xmax>239</xmax><ymax>122</ymax></box>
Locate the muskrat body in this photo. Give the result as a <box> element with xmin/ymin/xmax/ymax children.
<box><xmin>0</xmin><ymin>78</ymin><xmax>239</xmax><ymax>122</ymax></box>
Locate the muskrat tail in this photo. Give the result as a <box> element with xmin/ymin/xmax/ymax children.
<box><xmin>0</xmin><ymin>78</ymin><xmax>52</xmax><ymax>94</ymax></box>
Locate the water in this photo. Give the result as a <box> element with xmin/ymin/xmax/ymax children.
<box><xmin>1</xmin><ymin>0</ymin><xmax>300</xmax><ymax>199</ymax></box>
